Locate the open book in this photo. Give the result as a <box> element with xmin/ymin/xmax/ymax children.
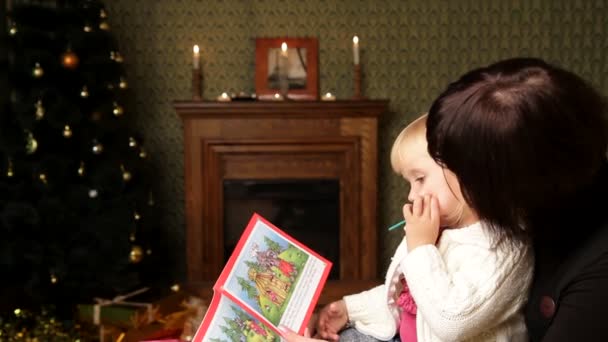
<box><xmin>193</xmin><ymin>213</ymin><xmax>332</xmax><ymax>342</ymax></box>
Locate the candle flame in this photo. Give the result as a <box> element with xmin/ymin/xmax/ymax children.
<box><xmin>353</xmin><ymin>36</ymin><xmax>359</xmax><ymax>44</ymax></box>
<box><xmin>281</xmin><ymin>42</ymin><xmax>288</xmax><ymax>52</ymax></box>
<box><xmin>193</xmin><ymin>45</ymin><xmax>200</xmax><ymax>54</ymax></box>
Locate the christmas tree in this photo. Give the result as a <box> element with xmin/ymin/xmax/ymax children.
<box><xmin>1</xmin><ymin>0</ymin><xmax>162</xmax><ymax>314</ymax></box>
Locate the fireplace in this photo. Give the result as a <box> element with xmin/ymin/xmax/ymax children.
<box><xmin>223</xmin><ymin>179</ymin><xmax>341</xmax><ymax>279</ymax></box>
<box><xmin>175</xmin><ymin>100</ymin><xmax>388</xmax><ymax>303</ymax></box>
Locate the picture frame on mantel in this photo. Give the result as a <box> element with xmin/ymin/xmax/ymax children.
<box><xmin>255</xmin><ymin>37</ymin><xmax>318</xmax><ymax>100</ymax></box>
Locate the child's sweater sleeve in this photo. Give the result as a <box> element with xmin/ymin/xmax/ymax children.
<box><xmin>401</xmin><ymin>238</ymin><xmax>533</xmax><ymax>341</ymax></box>
<box><xmin>343</xmin><ymin>284</ymin><xmax>398</xmax><ymax>341</ymax></box>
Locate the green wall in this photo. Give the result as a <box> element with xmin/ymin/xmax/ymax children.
<box><xmin>104</xmin><ymin>0</ymin><xmax>608</xmax><ymax>278</ymax></box>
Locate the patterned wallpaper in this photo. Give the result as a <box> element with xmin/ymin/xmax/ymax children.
<box><xmin>104</xmin><ymin>0</ymin><xmax>608</xmax><ymax>279</ymax></box>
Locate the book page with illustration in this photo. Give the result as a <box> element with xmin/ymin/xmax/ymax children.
<box><xmin>193</xmin><ymin>213</ymin><xmax>332</xmax><ymax>342</ymax></box>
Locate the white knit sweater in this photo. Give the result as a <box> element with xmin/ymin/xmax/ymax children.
<box><xmin>343</xmin><ymin>222</ymin><xmax>534</xmax><ymax>341</ymax></box>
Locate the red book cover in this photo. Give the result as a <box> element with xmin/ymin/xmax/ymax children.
<box><xmin>192</xmin><ymin>213</ymin><xmax>332</xmax><ymax>341</ymax></box>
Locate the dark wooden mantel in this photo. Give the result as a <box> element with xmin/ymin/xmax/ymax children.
<box><xmin>174</xmin><ymin>100</ymin><xmax>388</xmax><ymax>302</ymax></box>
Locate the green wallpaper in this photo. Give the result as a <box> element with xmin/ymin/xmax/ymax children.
<box><xmin>104</xmin><ymin>0</ymin><xmax>608</xmax><ymax>278</ymax></box>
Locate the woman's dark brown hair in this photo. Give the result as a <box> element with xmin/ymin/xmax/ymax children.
<box><xmin>427</xmin><ymin>58</ymin><xmax>608</xmax><ymax>242</ymax></box>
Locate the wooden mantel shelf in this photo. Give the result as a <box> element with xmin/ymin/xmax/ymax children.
<box><xmin>174</xmin><ymin>99</ymin><xmax>389</xmax><ymax>303</ymax></box>
<box><xmin>174</xmin><ymin>100</ymin><xmax>388</xmax><ymax>118</ymax></box>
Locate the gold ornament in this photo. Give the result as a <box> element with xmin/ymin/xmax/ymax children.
<box><xmin>25</xmin><ymin>131</ymin><xmax>38</xmax><ymax>154</ymax></box>
<box><xmin>112</xmin><ymin>102</ymin><xmax>124</xmax><ymax>116</ymax></box>
<box><xmin>129</xmin><ymin>232</ymin><xmax>136</xmax><ymax>242</ymax></box>
<box><xmin>80</xmin><ymin>86</ymin><xmax>89</xmax><ymax>98</ymax></box>
<box><xmin>110</xmin><ymin>51</ymin><xmax>124</xmax><ymax>63</ymax></box>
<box><xmin>35</xmin><ymin>99</ymin><xmax>45</xmax><ymax>120</ymax></box>
<box><xmin>39</xmin><ymin>173</ymin><xmax>47</xmax><ymax>184</ymax></box>
<box><xmin>50</xmin><ymin>273</ymin><xmax>57</xmax><ymax>284</ymax></box>
<box><xmin>128</xmin><ymin>137</ymin><xmax>138</xmax><ymax>148</ymax></box>
<box><xmin>139</xmin><ymin>148</ymin><xmax>147</xmax><ymax>159</ymax></box>
<box><xmin>92</xmin><ymin>140</ymin><xmax>104</xmax><ymax>154</ymax></box>
<box><xmin>100</xmin><ymin>8</ymin><xmax>108</xmax><ymax>18</ymax></box>
<box><xmin>120</xmin><ymin>164</ymin><xmax>132</xmax><ymax>181</ymax></box>
<box><xmin>63</xmin><ymin>125</ymin><xmax>72</xmax><ymax>138</ymax></box>
<box><xmin>9</xmin><ymin>22</ymin><xmax>17</xmax><ymax>35</ymax></box>
<box><xmin>134</xmin><ymin>211</ymin><xmax>141</xmax><ymax>221</ymax></box>
<box><xmin>170</xmin><ymin>284</ymin><xmax>180</xmax><ymax>292</ymax></box>
<box><xmin>77</xmin><ymin>161</ymin><xmax>85</xmax><ymax>176</ymax></box>
<box><xmin>99</xmin><ymin>21</ymin><xmax>110</xmax><ymax>30</ymax></box>
<box><xmin>129</xmin><ymin>245</ymin><xmax>144</xmax><ymax>264</ymax></box>
<box><xmin>119</xmin><ymin>77</ymin><xmax>128</xmax><ymax>89</ymax></box>
<box><xmin>83</xmin><ymin>24</ymin><xmax>93</xmax><ymax>32</ymax></box>
<box><xmin>60</xmin><ymin>50</ymin><xmax>79</xmax><ymax>69</ymax></box>
<box><xmin>33</xmin><ymin>63</ymin><xmax>44</xmax><ymax>78</ymax></box>
<box><xmin>7</xmin><ymin>159</ymin><xmax>14</xmax><ymax>177</ymax></box>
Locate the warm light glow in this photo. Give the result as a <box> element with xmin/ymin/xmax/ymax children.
<box><xmin>193</xmin><ymin>45</ymin><xmax>200</xmax><ymax>54</ymax></box>
<box><xmin>353</xmin><ymin>36</ymin><xmax>359</xmax><ymax>44</ymax></box>
<box><xmin>221</xmin><ymin>92</ymin><xmax>229</xmax><ymax>99</ymax></box>
<box><xmin>281</xmin><ymin>42</ymin><xmax>288</xmax><ymax>52</ymax></box>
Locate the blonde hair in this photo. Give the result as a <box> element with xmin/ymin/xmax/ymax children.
<box><xmin>390</xmin><ymin>113</ymin><xmax>428</xmax><ymax>175</ymax></box>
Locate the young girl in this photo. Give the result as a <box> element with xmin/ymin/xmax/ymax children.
<box><xmin>282</xmin><ymin>113</ymin><xmax>534</xmax><ymax>341</ymax></box>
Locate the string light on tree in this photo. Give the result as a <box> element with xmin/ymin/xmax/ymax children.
<box><xmin>77</xmin><ymin>161</ymin><xmax>85</xmax><ymax>176</ymax></box>
<box><xmin>83</xmin><ymin>23</ymin><xmax>92</xmax><ymax>32</ymax></box>
<box><xmin>129</xmin><ymin>232</ymin><xmax>136</xmax><ymax>242</ymax></box>
<box><xmin>129</xmin><ymin>137</ymin><xmax>138</xmax><ymax>148</ymax></box>
<box><xmin>80</xmin><ymin>86</ymin><xmax>89</xmax><ymax>98</ymax></box>
<box><xmin>32</xmin><ymin>63</ymin><xmax>44</xmax><ymax>78</ymax></box>
<box><xmin>121</xmin><ymin>164</ymin><xmax>132</xmax><ymax>181</ymax></box>
<box><xmin>113</xmin><ymin>102</ymin><xmax>124</xmax><ymax>116</ymax></box>
<box><xmin>134</xmin><ymin>211</ymin><xmax>141</xmax><ymax>221</ymax></box>
<box><xmin>50</xmin><ymin>273</ymin><xmax>57</xmax><ymax>284</ymax></box>
<box><xmin>63</xmin><ymin>125</ymin><xmax>72</xmax><ymax>138</ymax></box>
<box><xmin>25</xmin><ymin>131</ymin><xmax>37</xmax><ymax>154</ymax></box>
<box><xmin>35</xmin><ymin>99</ymin><xmax>45</xmax><ymax>120</ymax></box>
<box><xmin>39</xmin><ymin>173</ymin><xmax>47</xmax><ymax>185</ymax></box>
<box><xmin>7</xmin><ymin>159</ymin><xmax>14</xmax><ymax>177</ymax></box>
<box><xmin>100</xmin><ymin>8</ymin><xmax>108</xmax><ymax>19</ymax></box>
<box><xmin>88</xmin><ymin>189</ymin><xmax>98</xmax><ymax>198</ymax></box>
<box><xmin>9</xmin><ymin>21</ymin><xmax>17</xmax><ymax>35</ymax></box>
<box><xmin>119</xmin><ymin>77</ymin><xmax>128</xmax><ymax>89</ymax></box>
<box><xmin>139</xmin><ymin>148</ymin><xmax>147</xmax><ymax>159</ymax></box>
<box><xmin>92</xmin><ymin>140</ymin><xmax>104</xmax><ymax>154</ymax></box>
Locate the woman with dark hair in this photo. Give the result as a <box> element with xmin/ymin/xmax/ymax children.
<box><xmin>282</xmin><ymin>57</ymin><xmax>608</xmax><ymax>341</ymax></box>
<box><xmin>425</xmin><ymin>57</ymin><xmax>608</xmax><ymax>341</ymax></box>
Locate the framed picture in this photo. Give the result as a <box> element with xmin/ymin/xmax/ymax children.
<box><xmin>255</xmin><ymin>37</ymin><xmax>318</xmax><ymax>100</ymax></box>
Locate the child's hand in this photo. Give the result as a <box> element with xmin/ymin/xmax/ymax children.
<box><xmin>280</xmin><ymin>326</ymin><xmax>327</xmax><ymax>342</ymax></box>
<box><xmin>403</xmin><ymin>194</ymin><xmax>440</xmax><ymax>252</ymax></box>
<box><xmin>316</xmin><ymin>300</ymin><xmax>348</xmax><ymax>341</ymax></box>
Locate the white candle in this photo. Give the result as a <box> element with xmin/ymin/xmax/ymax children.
<box><xmin>193</xmin><ymin>45</ymin><xmax>200</xmax><ymax>69</ymax></box>
<box><xmin>217</xmin><ymin>92</ymin><xmax>231</xmax><ymax>102</ymax></box>
<box><xmin>281</xmin><ymin>42</ymin><xmax>288</xmax><ymax>57</ymax></box>
<box><xmin>322</xmin><ymin>92</ymin><xmax>336</xmax><ymax>101</ymax></box>
<box><xmin>352</xmin><ymin>36</ymin><xmax>360</xmax><ymax>65</ymax></box>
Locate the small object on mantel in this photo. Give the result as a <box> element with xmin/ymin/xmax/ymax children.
<box><xmin>321</xmin><ymin>92</ymin><xmax>336</xmax><ymax>101</ymax></box>
<box><xmin>270</xmin><ymin>92</ymin><xmax>284</xmax><ymax>101</ymax></box>
<box><xmin>216</xmin><ymin>92</ymin><xmax>231</xmax><ymax>102</ymax></box>
<box><xmin>231</xmin><ymin>91</ymin><xmax>256</xmax><ymax>101</ymax></box>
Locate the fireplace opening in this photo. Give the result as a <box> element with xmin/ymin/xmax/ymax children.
<box><xmin>223</xmin><ymin>179</ymin><xmax>340</xmax><ymax>279</ymax></box>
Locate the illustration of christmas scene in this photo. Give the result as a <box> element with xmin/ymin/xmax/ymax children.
<box><xmin>233</xmin><ymin>236</ymin><xmax>309</xmax><ymax>325</ymax></box>
<box><xmin>207</xmin><ymin>301</ymin><xmax>280</xmax><ymax>342</ymax></box>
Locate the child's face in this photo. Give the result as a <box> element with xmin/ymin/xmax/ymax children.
<box><xmin>399</xmin><ymin>143</ymin><xmax>469</xmax><ymax>228</ymax></box>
